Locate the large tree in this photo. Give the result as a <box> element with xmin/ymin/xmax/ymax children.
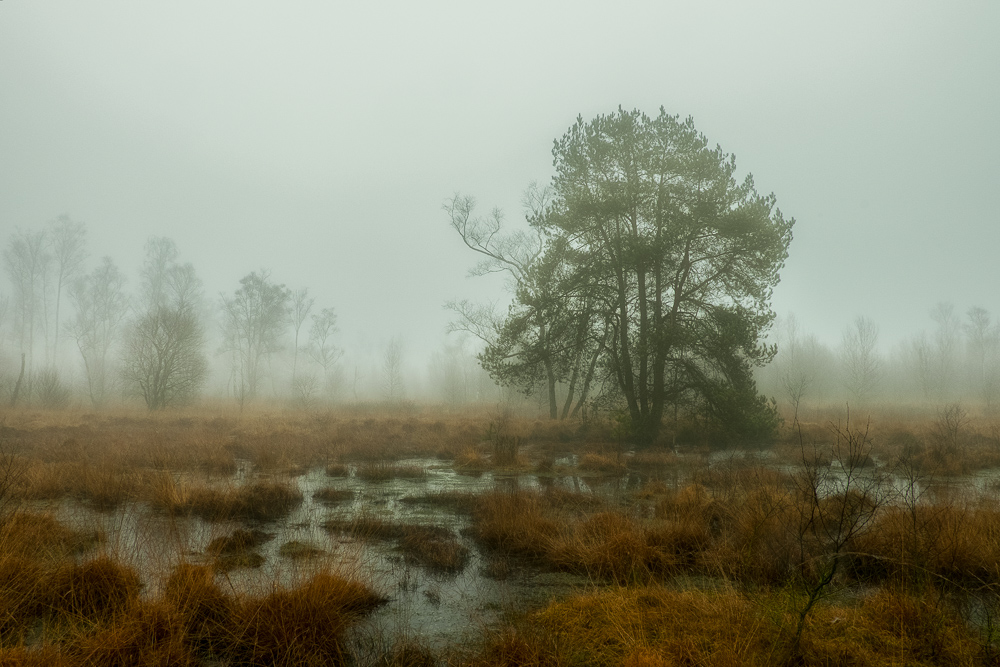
<box><xmin>456</xmin><ymin>108</ymin><xmax>793</xmax><ymax>444</ymax></box>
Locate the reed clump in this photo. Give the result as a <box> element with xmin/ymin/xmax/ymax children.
<box><xmin>356</xmin><ymin>462</ymin><xmax>428</xmax><ymax>482</ymax></box>
<box><xmin>47</xmin><ymin>555</ymin><xmax>142</xmax><ymax>621</ymax></box>
<box><xmin>226</xmin><ymin>573</ymin><xmax>386</xmax><ymax>666</ymax></box>
<box><xmin>206</xmin><ymin>529</ymin><xmax>274</xmax><ymax>571</ymax></box>
<box><xmin>165</xmin><ymin>481</ymin><xmax>303</xmax><ymax>523</ymax></box>
<box><xmin>470</xmin><ymin>491</ymin><xmax>560</xmax><ymax>559</ymax></box>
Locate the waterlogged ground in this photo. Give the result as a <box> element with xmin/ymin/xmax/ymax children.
<box><xmin>30</xmin><ymin>445</ymin><xmax>1000</xmax><ymax>657</ymax></box>
<box><xmin>38</xmin><ymin>455</ymin><xmax>637</xmax><ymax>651</ymax></box>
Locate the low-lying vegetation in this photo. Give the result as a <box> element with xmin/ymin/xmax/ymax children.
<box><xmin>4</xmin><ymin>406</ymin><xmax>1000</xmax><ymax>664</ymax></box>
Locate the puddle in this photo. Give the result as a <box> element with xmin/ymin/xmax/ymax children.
<box><xmin>41</xmin><ymin>458</ymin><xmax>605</xmax><ymax>651</ymax></box>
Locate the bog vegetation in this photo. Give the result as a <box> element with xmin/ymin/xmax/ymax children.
<box><xmin>0</xmin><ymin>404</ymin><xmax>997</xmax><ymax>665</ymax></box>
<box><xmin>3</xmin><ymin>109</ymin><xmax>1000</xmax><ymax>665</ymax></box>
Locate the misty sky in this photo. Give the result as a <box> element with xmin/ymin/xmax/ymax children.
<box><xmin>2</xmin><ymin>1</ymin><xmax>998</xmax><ymax>367</ymax></box>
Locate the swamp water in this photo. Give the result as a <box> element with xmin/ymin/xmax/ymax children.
<box><xmin>37</xmin><ymin>450</ymin><xmax>1000</xmax><ymax>657</ymax></box>
<box><xmin>41</xmin><ymin>457</ymin><xmax>632</xmax><ymax>654</ymax></box>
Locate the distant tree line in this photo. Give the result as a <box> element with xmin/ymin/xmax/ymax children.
<box><xmin>759</xmin><ymin>304</ymin><xmax>1000</xmax><ymax>418</ymax></box>
<box><xmin>0</xmin><ymin>220</ymin><xmax>455</xmax><ymax>410</ymax></box>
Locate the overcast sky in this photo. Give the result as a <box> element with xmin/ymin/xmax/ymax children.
<box><xmin>2</xmin><ymin>1</ymin><xmax>998</xmax><ymax>369</ymax></box>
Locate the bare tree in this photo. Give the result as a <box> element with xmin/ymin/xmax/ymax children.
<box><xmin>965</xmin><ymin>306</ymin><xmax>1000</xmax><ymax>411</ymax></box>
<box><xmin>788</xmin><ymin>415</ymin><xmax>887</xmax><ymax>658</ymax></box>
<box><xmin>122</xmin><ymin>239</ymin><xmax>207</xmax><ymax>410</ymax></box>
<box><xmin>907</xmin><ymin>331</ymin><xmax>933</xmax><ymax>400</ymax></box>
<box><xmin>775</xmin><ymin>314</ymin><xmax>816</xmax><ymax>422</ymax></box>
<box><xmin>67</xmin><ymin>257</ymin><xmax>129</xmax><ymax>407</ymax></box>
<box><xmin>3</xmin><ymin>228</ymin><xmax>50</xmax><ymax>379</ymax></box>
<box><xmin>220</xmin><ymin>270</ymin><xmax>291</xmax><ymax>406</ymax></box>
<box><xmin>48</xmin><ymin>215</ymin><xmax>87</xmax><ymax>362</ymax></box>
<box><xmin>382</xmin><ymin>337</ymin><xmax>404</xmax><ymax>404</ymax></box>
<box><xmin>447</xmin><ymin>185</ymin><xmax>569</xmax><ymax>418</ymax></box>
<box><xmin>121</xmin><ymin>306</ymin><xmax>207</xmax><ymax>410</ymax></box>
<box><xmin>140</xmin><ymin>237</ymin><xmax>180</xmax><ymax>310</ymax></box>
<box><xmin>307</xmin><ymin>306</ymin><xmax>342</xmax><ymax>392</ymax></box>
<box><xmin>930</xmin><ymin>301</ymin><xmax>961</xmax><ymax>399</ymax></box>
<box><xmin>841</xmin><ymin>316</ymin><xmax>881</xmax><ymax>405</ymax></box>
<box><xmin>290</xmin><ymin>287</ymin><xmax>314</xmax><ymax>383</ymax></box>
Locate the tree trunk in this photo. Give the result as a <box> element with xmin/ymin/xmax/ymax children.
<box><xmin>9</xmin><ymin>354</ymin><xmax>25</xmax><ymax>407</ymax></box>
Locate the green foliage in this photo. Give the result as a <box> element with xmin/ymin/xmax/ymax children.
<box><xmin>454</xmin><ymin>108</ymin><xmax>793</xmax><ymax>443</ymax></box>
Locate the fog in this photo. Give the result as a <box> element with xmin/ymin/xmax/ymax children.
<box><xmin>1</xmin><ymin>1</ymin><xmax>998</xmax><ymax>408</ymax></box>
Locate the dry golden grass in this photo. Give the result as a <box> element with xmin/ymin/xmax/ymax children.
<box><xmin>0</xmin><ymin>511</ymin><xmax>102</xmax><ymax>561</ymax></box>
<box><xmin>459</xmin><ymin>584</ymin><xmax>987</xmax><ymax>667</ymax></box>
<box><xmin>851</xmin><ymin>502</ymin><xmax>1000</xmax><ymax>586</ymax></box>
<box><xmin>577</xmin><ymin>453</ymin><xmax>627</xmax><ymax>475</ymax></box>
<box><xmin>470</xmin><ymin>491</ymin><xmax>561</xmax><ymax>559</ymax></box>
<box><xmin>226</xmin><ymin>572</ymin><xmax>386</xmax><ymax>666</ymax></box>
<box><xmin>0</xmin><ymin>547</ymin><xmax>385</xmax><ymax>667</ymax></box>
<box><xmin>453</xmin><ymin>446</ymin><xmax>489</xmax><ymax>472</ymax></box>
<box><xmin>46</xmin><ymin>556</ymin><xmax>142</xmax><ymax>621</ymax></box>
<box><xmin>152</xmin><ymin>480</ymin><xmax>303</xmax><ymax>523</ymax></box>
